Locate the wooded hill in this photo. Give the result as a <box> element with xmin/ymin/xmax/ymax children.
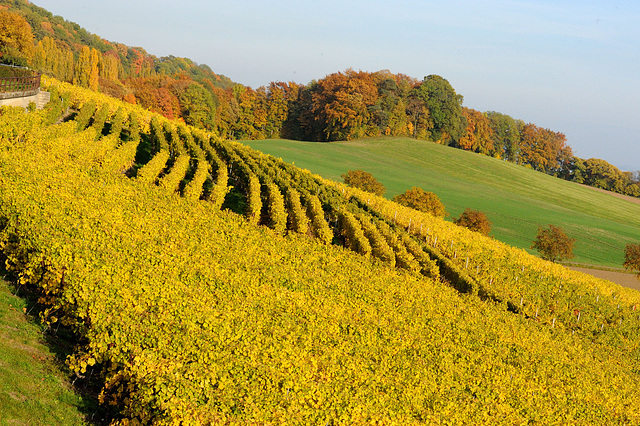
<box><xmin>1</xmin><ymin>0</ymin><xmax>639</xmax><ymax>197</ymax></box>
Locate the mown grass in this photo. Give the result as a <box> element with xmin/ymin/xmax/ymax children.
<box><xmin>0</xmin><ymin>279</ymin><xmax>90</xmax><ymax>426</ymax></box>
<box><xmin>243</xmin><ymin>137</ymin><xmax>640</xmax><ymax>268</ymax></box>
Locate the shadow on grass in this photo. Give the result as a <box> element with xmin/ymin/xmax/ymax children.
<box><xmin>2</xmin><ymin>260</ymin><xmax>118</xmax><ymax>425</ymax></box>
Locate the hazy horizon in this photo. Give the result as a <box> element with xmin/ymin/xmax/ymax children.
<box><xmin>31</xmin><ymin>0</ymin><xmax>640</xmax><ymax>172</ymax></box>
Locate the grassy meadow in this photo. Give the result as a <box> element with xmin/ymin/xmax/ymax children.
<box><xmin>0</xmin><ymin>279</ymin><xmax>90</xmax><ymax>425</ymax></box>
<box><xmin>244</xmin><ymin>137</ymin><xmax>640</xmax><ymax>268</ymax></box>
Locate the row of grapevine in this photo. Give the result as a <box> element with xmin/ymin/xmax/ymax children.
<box><xmin>335</xmin><ymin>180</ymin><xmax>640</xmax><ymax>344</ymax></box>
<box><xmin>53</xmin><ymin>78</ymin><xmax>640</xmax><ymax>349</ymax></box>
<box><xmin>1</xmin><ymin>92</ymin><xmax>639</xmax><ymax>423</ymax></box>
<box><xmin>42</xmin><ymin>78</ymin><xmax>636</xmax><ymax>347</ymax></box>
<box><xmin>212</xmin><ymin>141</ymin><xmax>447</xmax><ymax>280</ymax></box>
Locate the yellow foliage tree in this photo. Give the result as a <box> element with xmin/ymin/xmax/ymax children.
<box><xmin>74</xmin><ymin>46</ymin><xmax>100</xmax><ymax>91</ymax></box>
<box><xmin>0</xmin><ymin>9</ymin><xmax>34</xmax><ymax>66</ymax></box>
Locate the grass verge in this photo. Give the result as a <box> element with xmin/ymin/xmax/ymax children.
<box><xmin>0</xmin><ymin>278</ymin><xmax>93</xmax><ymax>426</ymax></box>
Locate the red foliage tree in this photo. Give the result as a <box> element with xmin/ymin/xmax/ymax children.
<box><xmin>454</xmin><ymin>208</ymin><xmax>492</xmax><ymax>235</ymax></box>
<box><xmin>531</xmin><ymin>224</ymin><xmax>575</xmax><ymax>263</ymax></box>
<box><xmin>623</xmin><ymin>243</ymin><xmax>640</xmax><ymax>279</ymax></box>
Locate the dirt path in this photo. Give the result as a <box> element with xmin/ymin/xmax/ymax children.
<box><xmin>568</xmin><ymin>267</ymin><xmax>640</xmax><ymax>292</ymax></box>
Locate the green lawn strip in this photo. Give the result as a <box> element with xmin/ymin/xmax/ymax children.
<box><xmin>0</xmin><ymin>279</ymin><xmax>90</xmax><ymax>426</ymax></box>
<box><xmin>243</xmin><ymin>137</ymin><xmax>640</xmax><ymax>268</ymax></box>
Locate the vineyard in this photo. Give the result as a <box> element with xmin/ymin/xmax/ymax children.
<box><xmin>244</xmin><ymin>137</ymin><xmax>640</xmax><ymax>268</ymax></box>
<box><xmin>0</xmin><ymin>76</ymin><xmax>639</xmax><ymax>424</ymax></box>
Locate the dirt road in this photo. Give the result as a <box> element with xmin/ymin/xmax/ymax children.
<box><xmin>568</xmin><ymin>267</ymin><xmax>640</xmax><ymax>292</ymax></box>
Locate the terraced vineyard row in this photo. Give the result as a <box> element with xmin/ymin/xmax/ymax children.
<box><xmin>42</xmin><ymin>76</ymin><xmax>640</xmax><ymax>355</ymax></box>
<box><xmin>0</xmin><ymin>77</ymin><xmax>638</xmax><ymax>424</ymax></box>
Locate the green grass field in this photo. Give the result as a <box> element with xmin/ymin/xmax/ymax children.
<box><xmin>244</xmin><ymin>137</ymin><xmax>640</xmax><ymax>268</ymax></box>
<box><xmin>0</xmin><ymin>279</ymin><xmax>90</xmax><ymax>425</ymax></box>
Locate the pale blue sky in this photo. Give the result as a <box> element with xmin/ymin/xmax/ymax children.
<box><xmin>33</xmin><ymin>0</ymin><xmax>640</xmax><ymax>171</ymax></box>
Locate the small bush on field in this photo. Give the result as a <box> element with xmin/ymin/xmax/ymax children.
<box><xmin>342</xmin><ymin>169</ymin><xmax>385</xmax><ymax>196</ymax></box>
<box><xmin>454</xmin><ymin>208</ymin><xmax>491</xmax><ymax>235</ymax></box>
<box><xmin>531</xmin><ymin>224</ymin><xmax>575</xmax><ymax>263</ymax></box>
<box><xmin>393</xmin><ymin>187</ymin><xmax>447</xmax><ymax>218</ymax></box>
<box><xmin>623</xmin><ymin>243</ymin><xmax>640</xmax><ymax>279</ymax></box>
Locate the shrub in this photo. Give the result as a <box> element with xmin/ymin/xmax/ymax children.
<box><xmin>531</xmin><ymin>224</ymin><xmax>575</xmax><ymax>263</ymax></box>
<box><xmin>342</xmin><ymin>170</ymin><xmax>385</xmax><ymax>196</ymax></box>
<box><xmin>623</xmin><ymin>243</ymin><xmax>640</xmax><ymax>279</ymax></box>
<box><xmin>392</xmin><ymin>187</ymin><xmax>447</xmax><ymax>218</ymax></box>
<box><xmin>454</xmin><ymin>208</ymin><xmax>491</xmax><ymax>235</ymax></box>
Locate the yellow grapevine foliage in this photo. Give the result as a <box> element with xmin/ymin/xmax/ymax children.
<box><xmin>0</xmin><ymin>79</ymin><xmax>639</xmax><ymax>425</ymax></box>
<box><xmin>183</xmin><ymin>158</ymin><xmax>210</xmax><ymax>201</ymax></box>
<box><xmin>158</xmin><ymin>154</ymin><xmax>190</xmax><ymax>194</ymax></box>
<box><xmin>265</xmin><ymin>182</ymin><xmax>287</xmax><ymax>233</ymax></box>
<box><xmin>136</xmin><ymin>150</ymin><xmax>170</xmax><ymax>185</ymax></box>
<box><xmin>332</xmin><ymin>180</ymin><xmax>640</xmax><ymax>342</ymax></box>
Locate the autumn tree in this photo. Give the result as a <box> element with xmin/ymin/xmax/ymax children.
<box><xmin>312</xmin><ymin>70</ymin><xmax>379</xmax><ymax>141</ymax></box>
<box><xmin>413</xmin><ymin>75</ymin><xmax>466</xmax><ymax>144</ymax></box>
<box><xmin>231</xmin><ymin>84</ymin><xmax>267</xmax><ymax>139</ymax></box>
<box><xmin>74</xmin><ymin>45</ymin><xmax>100</xmax><ymax>91</ymax></box>
<box><xmin>405</xmin><ymin>93</ymin><xmax>432</xmax><ymax>139</ymax></box>
<box><xmin>531</xmin><ymin>224</ymin><xmax>575</xmax><ymax>263</ymax></box>
<box><xmin>0</xmin><ymin>9</ymin><xmax>34</xmax><ymax>66</ymax></box>
<box><xmin>32</xmin><ymin>36</ymin><xmax>74</xmax><ymax>81</ymax></box>
<box><xmin>582</xmin><ymin>158</ymin><xmax>626</xmax><ymax>192</ymax></box>
<box><xmin>454</xmin><ymin>208</ymin><xmax>492</xmax><ymax>235</ymax></box>
<box><xmin>176</xmin><ymin>81</ymin><xmax>216</xmax><ymax>130</ymax></box>
<box><xmin>263</xmin><ymin>81</ymin><xmax>299</xmax><ymax>138</ymax></box>
<box><xmin>342</xmin><ymin>170</ymin><xmax>385</xmax><ymax>196</ymax></box>
<box><xmin>100</xmin><ymin>52</ymin><xmax>120</xmax><ymax>81</ymax></box>
<box><xmin>458</xmin><ymin>108</ymin><xmax>495</xmax><ymax>156</ymax></box>
<box><xmin>393</xmin><ymin>187</ymin><xmax>447</xmax><ymax>218</ymax></box>
<box><xmin>519</xmin><ymin>124</ymin><xmax>572</xmax><ymax>175</ymax></box>
<box><xmin>623</xmin><ymin>243</ymin><xmax>640</xmax><ymax>279</ymax></box>
<box><xmin>369</xmin><ymin>71</ymin><xmax>415</xmax><ymax>137</ymax></box>
<box><xmin>485</xmin><ymin>111</ymin><xmax>520</xmax><ymax>162</ymax></box>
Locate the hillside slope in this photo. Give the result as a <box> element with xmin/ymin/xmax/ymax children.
<box><xmin>245</xmin><ymin>137</ymin><xmax>640</xmax><ymax>267</ymax></box>
<box><xmin>0</xmin><ymin>79</ymin><xmax>639</xmax><ymax>424</ymax></box>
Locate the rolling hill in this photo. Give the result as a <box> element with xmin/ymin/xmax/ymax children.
<box><xmin>244</xmin><ymin>137</ymin><xmax>640</xmax><ymax>268</ymax></box>
<box><xmin>0</xmin><ymin>77</ymin><xmax>639</xmax><ymax>424</ymax></box>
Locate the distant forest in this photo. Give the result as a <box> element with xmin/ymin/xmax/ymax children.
<box><xmin>1</xmin><ymin>0</ymin><xmax>639</xmax><ymax>197</ymax></box>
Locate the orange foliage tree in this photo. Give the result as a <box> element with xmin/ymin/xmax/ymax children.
<box><xmin>393</xmin><ymin>187</ymin><xmax>447</xmax><ymax>218</ymax></box>
<box><xmin>519</xmin><ymin>124</ymin><xmax>572</xmax><ymax>174</ymax></box>
<box><xmin>0</xmin><ymin>9</ymin><xmax>34</xmax><ymax>66</ymax></box>
<box><xmin>312</xmin><ymin>70</ymin><xmax>379</xmax><ymax>141</ymax></box>
<box><xmin>458</xmin><ymin>108</ymin><xmax>496</xmax><ymax>156</ymax></box>
<box><xmin>454</xmin><ymin>208</ymin><xmax>492</xmax><ymax>235</ymax></box>
<box><xmin>531</xmin><ymin>224</ymin><xmax>575</xmax><ymax>263</ymax></box>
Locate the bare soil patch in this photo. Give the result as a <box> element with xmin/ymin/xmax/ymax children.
<box><xmin>568</xmin><ymin>266</ymin><xmax>640</xmax><ymax>292</ymax></box>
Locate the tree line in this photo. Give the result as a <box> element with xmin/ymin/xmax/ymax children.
<box><xmin>1</xmin><ymin>0</ymin><xmax>638</xmax><ymax>198</ymax></box>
